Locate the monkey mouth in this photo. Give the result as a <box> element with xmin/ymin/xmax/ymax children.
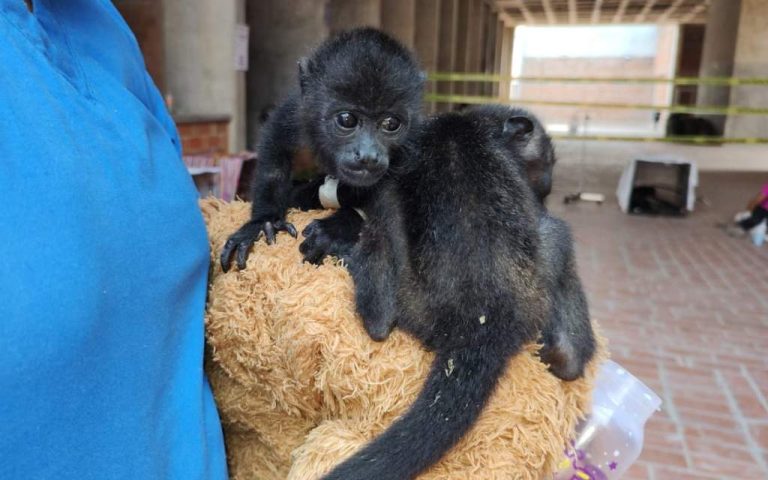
<box><xmin>337</xmin><ymin>164</ymin><xmax>387</xmax><ymax>187</ymax></box>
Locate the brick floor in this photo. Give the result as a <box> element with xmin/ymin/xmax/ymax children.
<box><xmin>549</xmin><ymin>169</ymin><xmax>768</xmax><ymax>479</ymax></box>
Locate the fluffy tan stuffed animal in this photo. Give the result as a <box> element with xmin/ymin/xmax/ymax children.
<box><xmin>201</xmin><ymin>199</ymin><xmax>605</xmax><ymax>480</ymax></box>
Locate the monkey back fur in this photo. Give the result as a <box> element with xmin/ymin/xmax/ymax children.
<box><xmin>201</xmin><ymin>199</ymin><xmax>606</xmax><ymax>480</ymax></box>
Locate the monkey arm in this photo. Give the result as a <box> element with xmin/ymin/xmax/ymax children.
<box><xmin>537</xmin><ymin>215</ymin><xmax>595</xmax><ymax>381</ymax></box>
<box><xmin>345</xmin><ymin>182</ymin><xmax>410</xmax><ymax>341</ymax></box>
<box><xmin>221</xmin><ymin>96</ymin><xmax>302</xmax><ymax>272</ymax></box>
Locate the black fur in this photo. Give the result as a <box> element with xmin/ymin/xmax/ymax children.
<box><xmin>467</xmin><ymin>104</ymin><xmax>556</xmax><ymax>202</ymax></box>
<box><xmin>321</xmin><ymin>111</ymin><xmax>548</xmax><ymax>480</ymax></box>
<box><xmin>305</xmin><ymin>105</ymin><xmax>596</xmax><ymax>381</ymax></box>
<box><xmin>464</xmin><ymin>105</ymin><xmax>595</xmax><ymax>380</ymax></box>
<box><xmin>220</xmin><ymin>28</ymin><xmax>424</xmax><ymax>272</ymax></box>
<box><xmin>536</xmin><ymin>214</ymin><xmax>595</xmax><ymax>380</ymax></box>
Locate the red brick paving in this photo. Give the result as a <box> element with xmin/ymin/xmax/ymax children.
<box><xmin>550</xmin><ymin>170</ymin><xmax>768</xmax><ymax>479</ymax></box>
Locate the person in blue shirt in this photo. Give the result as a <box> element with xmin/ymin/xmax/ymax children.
<box><xmin>0</xmin><ymin>1</ymin><xmax>228</xmax><ymax>478</ymax></box>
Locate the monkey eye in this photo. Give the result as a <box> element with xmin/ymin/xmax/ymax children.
<box><xmin>380</xmin><ymin>116</ymin><xmax>401</xmax><ymax>133</ymax></box>
<box><xmin>335</xmin><ymin>112</ymin><xmax>358</xmax><ymax>130</ymax></box>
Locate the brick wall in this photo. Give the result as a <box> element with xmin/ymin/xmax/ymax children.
<box><xmin>175</xmin><ymin>117</ymin><xmax>230</xmax><ymax>155</ymax></box>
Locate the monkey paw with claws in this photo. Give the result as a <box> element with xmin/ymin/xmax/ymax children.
<box><xmin>299</xmin><ymin>208</ymin><xmax>363</xmax><ymax>265</ymax></box>
<box><xmin>220</xmin><ymin>218</ymin><xmax>297</xmax><ymax>272</ymax></box>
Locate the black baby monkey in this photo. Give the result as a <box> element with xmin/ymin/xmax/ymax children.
<box><xmin>320</xmin><ymin>109</ymin><xmax>550</xmax><ymax>480</ymax></box>
<box><xmin>220</xmin><ymin>27</ymin><xmax>424</xmax><ymax>272</ymax></box>
<box><xmin>465</xmin><ymin>105</ymin><xmax>595</xmax><ymax>381</ymax></box>
<box><xmin>314</xmin><ymin>107</ymin><xmax>595</xmax><ymax>479</ymax></box>
<box><xmin>305</xmin><ymin>104</ymin><xmax>595</xmax><ymax>382</ymax></box>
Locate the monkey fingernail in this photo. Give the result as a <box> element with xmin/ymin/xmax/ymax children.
<box><xmin>264</xmin><ymin>223</ymin><xmax>276</xmax><ymax>244</ymax></box>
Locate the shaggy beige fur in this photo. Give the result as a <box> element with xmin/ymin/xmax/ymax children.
<box><xmin>201</xmin><ymin>199</ymin><xmax>605</xmax><ymax>480</ymax></box>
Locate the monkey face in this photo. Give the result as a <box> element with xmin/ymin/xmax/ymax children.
<box><xmin>315</xmin><ymin>105</ymin><xmax>410</xmax><ymax>187</ymax></box>
<box><xmin>297</xmin><ymin>28</ymin><xmax>423</xmax><ymax>188</ymax></box>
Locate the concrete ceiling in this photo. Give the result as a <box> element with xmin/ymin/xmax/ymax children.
<box><xmin>492</xmin><ymin>0</ymin><xmax>709</xmax><ymax>25</ymax></box>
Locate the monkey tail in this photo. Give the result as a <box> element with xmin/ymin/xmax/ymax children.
<box><xmin>321</xmin><ymin>342</ymin><xmax>517</xmax><ymax>480</ymax></box>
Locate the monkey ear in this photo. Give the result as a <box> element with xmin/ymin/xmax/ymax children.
<box><xmin>298</xmin><ymin>57</ymin><xmax>310</xmax><ymax>95</ymax></box>
<box><xmin>503</xmin><ymin>116</ymin><xmax>534</xmax><ymax>138</ymax></box>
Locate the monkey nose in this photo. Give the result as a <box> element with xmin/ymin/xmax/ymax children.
<box><xmin>352</xmin><ymin>153</ymin><xmax>380</xmax><ymax>168</ymax></box>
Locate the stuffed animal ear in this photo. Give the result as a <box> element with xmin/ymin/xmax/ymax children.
<box><xmin>298</xmin><ymin>57</ymin><xmax>310</xmax><ymax>95</ymax></box>
<box><xmin>503</xmin><ymin>116</ymin><xmax>534</xmax><ymax>137</ymax></box>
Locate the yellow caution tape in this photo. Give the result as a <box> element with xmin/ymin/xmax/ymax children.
<box><xmin>427</xmin><ymin>72</ymin><xmax>768</xmax><ymax>86</ymax></box>
<box><xmin>424</xmin><ymin>93</ymin><xmax>768</xmax><ymax>116</ymax></box>
<box><xmin>551</xmin><ymin>134</ymin><xmax>768</xmax><ymax>144</ymax></box>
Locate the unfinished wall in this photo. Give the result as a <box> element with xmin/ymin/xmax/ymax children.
<box><xmin>414</xmin><ymin>0</ymin><xmax>441</xmax><ymax>111</ymax></box>
<box><xmin>381</xmin><ymin>0</ymin><xmax>415</xmax><ymax>48</ymax></box>
<box><xmin>326</xmin><ymin>0</ymin><xmax>382</xmax><ymax>34</ymax></box>
<box><xmin>726</xmin><ymin>0</ymin><xmax>768</xmax><ymax>139</ymax></box>
<box><xmin>243</xmin><ymin>0</ymin><xmax>507</xmax><ymax>140</ymax></box>
<box><xmin>163</xmin><ymin>0</ymin><xmax>247</xmax><ymax>151</ymax></box>
<box><xmin>674</xmin><ymin>24</ymin><xmax>706</xmax><ymax>106</ymax></box>
<box><xmin>245</xmin><ymin>0</ymin><xmax>327</xmax><ymax>149</ymax></box>
<box><xmin>697</xmin><ymin>0</ymin><xmax>742</xmax><ymax>134</ymax></box>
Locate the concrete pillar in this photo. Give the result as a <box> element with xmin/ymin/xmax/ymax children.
<box><xmin>726</xmin><ymin>0</ymin><xmax>768</xmax><ymax>138</ymax></box>
<box><xmin>697</xmin><ymin>0</ymin><xmax>742</xmax><ymax>134</ymax></box>
<box><xmin>481</xmin><ymin>6</ymin><xmax>497</xmax><ymax>97</ymax></box>
<box><xmin>452</xmin><ymin>0</ymin><xmax>469</xmax><ymax>99</ymax></box>
<box><xmin>498</xmin><ymin>25</ymin><xmax>514</xmax><ymax>100</ymax></box>
<box><xmin>245</xmin><ymin>0</ymin><xmax>327</xmax><ymax>149</ymax></box>
<box><xmin>493</xmin><ymin>18</ymin><xmax>505</xmax><ymax>97</ymax></box>
<box><xmin>673</xmin><ymin>24</ymin><xmax>706</xmax><ymax>106</ymax></box>
<box><xmin>464</xmin><ymin>0</ymin><xmax>484</xmax><ymax>96</ymax></box>
<box><xmin>327</xmin><ymin>0</ymin><xmax>382</xmax><ymax>34</ymax></box>
<box><xmin>414</xmin><ymin>0</ymin><xmax>441</xmax><ymax>112</ymax></box>
<box><xmin>436</xmin><ymin>0</ymin><xmax>459</xmax><ymax>112</ymax></box>
<box><xmin>163</xmin><ymin>0</ymin><xmax>248</xmax><ymax>151</ymax></box>
<box><xmin>652</xmin><ymin>25</ymin><xmax>678</xmax><ymax>131</ymax></box>
<box><xmin>414</xmin><ymin>0</ymin><xmax>440</xmax><ymax>70</ymax></box>
<box><xmin>380</xmin><ymin>0</ymin><xmax>415</xmax><ymax>48</ymax></box>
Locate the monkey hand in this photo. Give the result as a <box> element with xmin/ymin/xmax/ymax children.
<box><xmin>539</xmin><ymin>330</ymin><xmax>592</xmax><ymax>382</ymax></box>
<box><xmin>220</xmin><ymin>218</ymin><xmax>297</xmax><ymax>272</ymax></box>
<box><xmin>299</xmin><ymin>208</ymin><xmax>364</xmax><ymax>265</ymax></box>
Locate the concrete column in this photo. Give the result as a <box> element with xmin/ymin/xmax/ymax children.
<box><xmin>245</xmin><ymin>0</ymin><xmax>327</xmax><ymax>148</ymax></box>
<box><xmin>436</xmin><ymin>0</ymin><xmax>459</xmax><ymax>112</ymax></box>
<box><xmin>481</xmin><ymin>6</ymin><xmax>497</xmax><ymax>97</ymax></box>
<box><xmin>414</xmin><ymin>0</ymin><xmax>441</xmax><ymax>113</ymax></box>
<box><xmin>463</xmin><ymin>0</ymin><xmax>484</xmax><ymax>96</ymax></box>
<box><xmin>726</xmin><ymin>0</ymin><xmax>768</xmax><ymax>138</ymax></box>
<box><xmin>414</xmin><ymin>0</ymin><xmax>440</xmax><ymax>71</ymax></box>
<box><xmin>498</xmin><ymin>25</ymin><xmax>514</xmax><ymax>100</ymax></box>
<box><xmin>452</xmin><ymin>0</ymin><xmax>469</xmax><ymax>98</ymax></box>
<box><xmin>652</xmin><ymin>25</ymin><xmax>678</xmax><ymax>131</ymax></box>
<box><xmin>493</xmin><ymin>18</ymin><xmax>505</xmax><ymax>97</ymax></box>
<box><xmin>673</xmin><ymin>24</ymin><xmax>706</xmax><ymax>106</ymax></box>
<box><xmin>163</xmin><ymin>0</ymin><xmax>248</xmax><ymax>151</ymax></box>
<box><xmin>697</xmin><ymin>0</ymin><xmax>742</xmax><ymax>134</ymax></box>
<box><xmin>327</xmin><ymin>0</ymin><xmax>382</xmax><ymax>34</ymax></box>
<box><xmin>381</xmin><ymin>0</ymin><xmax>415</xmax><ymax>48</ymax></box>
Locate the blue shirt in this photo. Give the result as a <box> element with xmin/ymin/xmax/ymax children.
<box><xmin>0</xmin><ymin>1</ymin><xmax>227</xmax><ymax>478</ymax></box>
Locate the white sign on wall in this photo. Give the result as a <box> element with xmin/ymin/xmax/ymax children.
<box><xmin>234</xmin><ymin>24</ymin><xmax>250</xmax><ymax>71</ymax></box>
